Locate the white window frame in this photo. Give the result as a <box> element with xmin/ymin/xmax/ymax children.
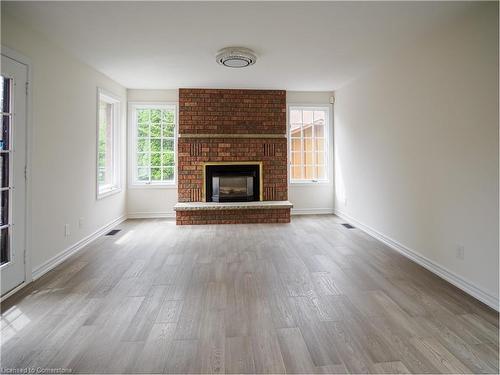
<box><xmin>96</xmin><ymin>88</ymin><xmax>121</xmax><ymax>199</ymax></box>
<box><xmin>128</xmin><ymin>102</ymin><xmax>178</xmax><ymax>188</ymax></box>
<box><xmin>288</xmin><ymin>104</ymin><xmax>331</xmax><ymax>184</ymax></box>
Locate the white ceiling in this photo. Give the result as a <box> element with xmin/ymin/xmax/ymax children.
<box><xmin>4</xmin><ymin>1</ymin><xmax>475</xmax><ymax>90</ymax></box>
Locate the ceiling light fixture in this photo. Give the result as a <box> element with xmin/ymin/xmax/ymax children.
<box><xmin>216</xmin><ymin>47</ymin><xmax>257</xmax><ymax>68</ymax></box>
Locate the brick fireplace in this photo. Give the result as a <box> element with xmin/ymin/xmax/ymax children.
<box><xmin>174</xmin><ymin>88</ymin><xmax>292</xmax><ymax>224</ymax></box>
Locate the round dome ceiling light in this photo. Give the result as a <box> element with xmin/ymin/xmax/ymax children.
<box><xmin>216</xmin><ymin>47</ymin><xmax>257</xmax><ymax>68</ymax></box>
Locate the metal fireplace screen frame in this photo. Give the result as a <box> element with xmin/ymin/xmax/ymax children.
<box><xmin>202</xmin><ymin>162</ymin><xmax>263</xmax><ymax>202</ymax></box>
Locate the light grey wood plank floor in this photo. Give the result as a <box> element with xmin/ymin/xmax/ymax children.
<box><xmin>1</xmin><ymin>216</ymin><xmax>498</xmax><ymax>374</ymax></box>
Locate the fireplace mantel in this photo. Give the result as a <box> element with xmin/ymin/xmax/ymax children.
<box><xmin>174</xmin><ymin>200</ymin><xmax>293</xmax><ymax>211</ymax></box>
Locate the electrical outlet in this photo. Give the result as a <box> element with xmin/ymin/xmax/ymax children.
<box><xmin>456</xmin><ymin>245</ymin><xmax>465</xmax><ymax>260</ymax></box>
<box><xmin>64</xmin><ymin>224</ymin><xmax>70</xmax><ymax>237</ymax></box>
<box><xmin>79</xmin><ymin>217</ymin><xmax>84</xmax><ymax>229</ymax></box>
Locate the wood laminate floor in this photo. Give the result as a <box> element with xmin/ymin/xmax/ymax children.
<box><xmin>1</xmin><ymin>216</ymin><xmax>498</xmax><ymax>374</ymax></box>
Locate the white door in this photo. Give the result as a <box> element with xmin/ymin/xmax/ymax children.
<box><xmin>0</xmin><ymin>54</ymin><xmax>27</xmax><ymax>296</ymax></box>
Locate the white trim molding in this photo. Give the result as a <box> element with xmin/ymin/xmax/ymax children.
<box><xmin>127</xmin><ymin>211</ymin><xmax>175</xmax><ymax>219</ymax></box>
<box><xmin>334</xmin><ymin>209</ymin><xmax>499</xmax><ymax>312</ymax></box>
<box><xmin>0</xmin><ymin>281</ymin><xmax>29</xmax><ymax>302</ymax></box>
<box><xmin>32</xmin><ymin>215</ymin><xmax>127</xmax><ymax>281</ymax></box>
<box><xmin>291</xmin><ymin>208</ymin><xmax>334</xmax><ymax>215</ymax></box>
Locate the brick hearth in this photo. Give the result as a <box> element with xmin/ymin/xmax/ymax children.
<box><xmin>177</xmin><ymin>88</ymin><xmax>290</xmax><ymax>225</ymax></box>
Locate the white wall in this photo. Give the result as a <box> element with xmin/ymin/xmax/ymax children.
<box><xmin>1</xmin><ymin>14</ymin><xmax>127</xmax><ymax>274</ymax></box>
<box><xmin>334</xmin><ymin>4</ymin><xmax>499</xmax><ymax>306</ymax></box>
<box><xmin>126</xmin><ymin>89</ymin><xmax>335</xmax><ymax>216</ymax></box>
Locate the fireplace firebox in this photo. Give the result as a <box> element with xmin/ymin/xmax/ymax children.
<box><xmin>205</xmin><ymin>163</ymin><xmax>261</xmax><ymax>202</ymax></box>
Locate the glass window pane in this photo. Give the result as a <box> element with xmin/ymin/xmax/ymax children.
<box><xmin>316</xmin><ymin>151</ymin><xmax>325</xmax><ymax>165</ymax></box>
<box><xmin>151</xmin><ymin>123</ymin><xmax>161</xmax><ymax>137</ymax></box>
<box><xmin>137</xmin><ymin>153</ymin><xmax>150</xmax><ymax>167</ymax></box>
<box><xmin>162</xmin><ymin>152</ymin><xmax>175</xmax><ymax>166</ymax></box>
<box><xmin>163</xmin><ymin>110</ymin><xmax>175</xmax><ymax>123</ymax></box>
<box><xmin>138</xmin><ymin>122</ymin><xmax>149</xmax><ymax>137</ymax></box>
<box><xmin>150</xmin><ymin>139</ymin><xmax>161</xmax><ymax>152</ymax></box>
<box><xmin>135</xmin><ymin>106</ymin><xmax>176</xmax><ymax>184</ymax></box>
<box><xmin>162</xmin><ymin>139</ymin><xmax>174</xmax><ymax>152</ymax></box>
<box><xmin>305</xmin><ymin>166</ymin><xmax>315</xmax><ymax>179</ymax></box>
<box><xmin>290</xmin><ymin>124</ymin><xmax>301</xmax><ymax>138</ymax></box>
<box><xmin>1</xmin><ymin>154</ymin><xmax>8</xmax><ymax>188</ymax></box>
<box><xmin>315</xmin><ymin>124</ymin><xmax>325</xmax><ymax>138</ymax></box>
<box><xmin>151</xmin><ymin>167</ymin><xmax>162</xmax><ymax>181</ymax></box>
<box><xmin>137</xmin><ymin>138</ymin><xmax>150</xmax><ymax>152</ymax></box>
<box><xmin>303</xmin><ymin>126</ymin><xmax>313</xmax><ymax>138</ymax></box>
<box><xmin>291</xmin><ymin>138</ymin><xmax>301</xmax><ymax>152</ymax></box>
<box><xmin>315</xmin><ymin>139</ymin><xmax>324</xmax><ymax>152</ymax></box>
<box><xmin>0</xmin><ymin>190</ymin><xmax>8</xmax><ymax>226</ymax></box>
<box><xmin>291</xmin><ymin>151</ymin><xmax>301</xmax><ymax>165</ymax></box>
<box><xmin>151</xmin><ymin>110</ymin><xmax>161</xmax><ymax>124</ymax></box>
<box><xmin>304</xmin><ymin>152</ymin><xmax>313</xmax><ymax>164</ymax></box>
<box><xmin>137</xmin><ymin>167</ymin><xmax>149</xmax><ymax>181</ymax></box>
<box><xmin>162</xmin><ymin>122</ymin><xmax>175</xmax><ymax>137</ymax></box>
<box><xmin>290</xmin><ymin>109</ymin><xmax>302</xmax><ymax>125</ymax></box>
<box><xmin>98</xmin><ymin>100</ymin><xmax>114</xmax><ymax>189</ymax></box>
<box><xmin>162</xmin><ymin>167</ymin><xmax>174</xmax><ymax>181</ymax></box>
<box><xmin>1</xmin><ymin>115</ymin><xmax>9</xmax><ymax>150</ymax></box>
<box><xmin>1</xmin><ymin>228</ymin><xmax>9</xmax><ymax>265</ymax></box>
<box><xmin>137</xmin><ymin>109</ymin><xmax>150</xmax><ymax>123</ymax></box>
<box><xmin>151</xmin><ymin>153</ymin><xmax>162</xmax><ymax>167</ymax></box>
<box><xmin>316</xmin><ymin>165</ymin><xmax>326</xmax><ymax>180</ymax></box>
<box><xmin>1</xmin><ymin>77</ymin><xmax>10</xmax><ymax>113</ymax></box>
<box><xmin>304</xmin><ymin>139</ymin><xmax>313</xmax><ymax>152</ymax></box>
<box><xmin>303</xmin><ymin>110</ymin><xmax>313</xmax><ymax>125</ymax></box>
<box><xmin>313</xmin><ymin>110</ymin><xmax>326</xmax><ymax>124</ymax></box>
<box><xmin>291</xmin><ymin>166</ymin><xmax>302</xmax><ymax>180</ymax></box>
<box><xmin>98</xmin><ymin>166</ymin><xmax>106</xmax><ymax>184</ymax></box>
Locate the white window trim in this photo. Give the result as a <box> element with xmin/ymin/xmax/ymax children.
<box><xmin>287</xmin><ymin>104</ymin><xmax>331</xmax><ymax>185</ymax></box>
<box><xmin>127</xmin><ymin>102</ymin><xmax>178</xmax><ymax>189</ymax></box>
<box><xmin>96</xmin><ymin>87</ymin><xmax>121</xmax><ymax>200</ymax></box>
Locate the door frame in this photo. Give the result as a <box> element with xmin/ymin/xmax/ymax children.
<box><xmin>0</xmin><ymin>46</ymin><xmax>33</xmax><ymax>301</ymax></box>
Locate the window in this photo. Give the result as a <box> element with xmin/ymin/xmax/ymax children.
<box><xmin>289</xmin><ymin>106</ymin><xmax>329</xmax><ymax>182</ymax></box>
<box><xmin>97</xmin><ymin>88</ymin><xmax>121</xmax><ymax>198</ymax></box>
<box><xmin>129</xmin><ymin>103</ymin><xmax>177</xmax><ymax>186</ymax></box>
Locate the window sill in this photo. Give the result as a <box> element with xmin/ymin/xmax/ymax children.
<box><xmin>290</xmin><ymin>181</ymin><xmax>331</xmax><ymax>187</ymax></box>
<box><xmin>129</xmin><ymin>183</ymin><xmax>177</xmax><ymax>189</ymax></box>
<box><xmin>97</xmin><ymin>186</ymin><xmax>121</xmax><ymax>200</ymax></box>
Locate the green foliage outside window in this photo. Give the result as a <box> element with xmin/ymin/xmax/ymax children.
<box><xmin>135</xmin><ymin>107</ymin><xmax>176</xmax><ymax>182</ymax></box>
<box><xmin>98</xmin><ymin>105</ymin><xmax>108</xmax><ymax>184</ymax></box>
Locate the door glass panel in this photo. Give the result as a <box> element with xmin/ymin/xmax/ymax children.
<box><xmin>1</xmin><ymin>228</ymin><xmax>9</xmax><ymax>266</ymax></box>
<box><xmin>0</xmin><ymin>75</ymin><xmax>12</xmax><ymax>266</ymax></box>
<box><xmin>0</xmin><ymin>154</ymin><xmax>9</xmax><ymax>188</ymax></box>
<box><xmin>1</xmin><ymin>115</ymin><xmax>10</xmax><ymax>150</ymax></box>
<box><xmin>0</xmin><ymin>190</ymin><xmax>8</xmax><ymax>226</ymax></box>
<box><xmin>1</xmin><ymin>76</ymin><xmax>10</xmax><ymax>113</ymax></box>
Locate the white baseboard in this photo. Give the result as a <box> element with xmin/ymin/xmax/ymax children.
<box><xmin>31</xmin><ymin>215</ymin><xmax>127</xmax><ymax>281</ymax></box>
<box><xmin>1</xmin><ymin>281</ymin><xmax>30</xmax><ymax>302</ymax></box>
<box><xmin>292</xmin><ymin>208</ymin><xmax>334</xmax><ymax>215</ymax></box>
<box><xmin>334</xmin><ymin>209</ymin><xmax>499</xmax><ymax>311</ymax></box>
<box><xmin>127</xmin><ymin>211</ymin><xmax>175</xmax><ymax>219</ymax></box>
